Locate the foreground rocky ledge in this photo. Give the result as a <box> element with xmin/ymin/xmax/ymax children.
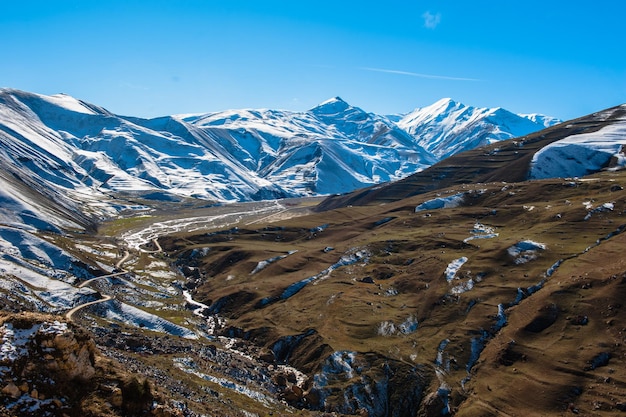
<box><xmin>0</xmin><ymin>312</ymin><xmax>178</xmax><ymax>417</ymax></box>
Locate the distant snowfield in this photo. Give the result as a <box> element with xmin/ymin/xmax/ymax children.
<box><xmin>398</xmin><ymin>98</ymin><xmax>559</xmax><ymax>159</ymax></box>
<box><xmin>530</xmin><ymin>117</ymin><xmax>626</xmax><ymax>179</ymax></box>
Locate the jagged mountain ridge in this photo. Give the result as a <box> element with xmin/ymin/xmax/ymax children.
<box><xmin>397</xmin><ymin>97</ymin><xmax>562</xmax><ymax>160</ymax></box>
<box><xmin>178</xmin><ymin>96</ymin><xmax>437</xmax><ymax>195</ymax></box>
<box><xmin>0</xmin><ymin>88</ymin><xmax>556</xmax><ymax>232</ymax></box>
<box><xmin>318</xmin><ymin>103</ymin><xmax>626</xmax><ymax>211</ymax></box>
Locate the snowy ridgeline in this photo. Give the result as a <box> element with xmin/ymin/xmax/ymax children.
<box><xmin>397</xmin><ymin>97</ymin><xmax>560</xmax><ymax>160</ymax></box>
<box><xmin>0</xmin><ymin>88</ymin><xmax>561</xmax><ymax>233</ymax></box>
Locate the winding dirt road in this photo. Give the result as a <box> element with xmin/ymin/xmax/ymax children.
<box><xmin>65</xmin><ymin>294</ymin><xmax>113</xmax><ymax>321</ymax></box>
<box><xmin>115</xmin><ymin>250</ymin><xmax>130</xmax><ymax>269</ymax></box>
<box><xmin>78</xmin><ymin>270</ymin><xmax>129</xmax><ymax>288</ymax></box>
<box><xmin>65</xmin><ymin>250</ymin><xmax>132</xmax><ymax>321</ymax></box>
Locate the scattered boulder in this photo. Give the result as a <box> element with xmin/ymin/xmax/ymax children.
<box><xmin>585</xmin><ymin>352</ymin><xmax>611</xmax><ymax>371</ymax></box>
<box><xmin>1</xmin><ymin>383</ymin><xmax>19</xmax><ymax>399</ymax></box>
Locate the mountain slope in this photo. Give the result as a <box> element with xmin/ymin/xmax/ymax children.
<box><xmin>0</xmin><ymin>89</ymin><xmax>558</xmax><ymax>233</ymax></box>
<box><xmin>1</xmin><ymin>96</ymin><xmax>626</xmax><ymax>416</ymax></box>
<box><xmin>179</xmin><ymin>97</ymin><xmax>436</xmax><ymax>195</ymax></box>
<box><xmin>318</xmin><ymin>103</ymin><xmax>626</xmax><ymax>211</ymax></box>
<box><xmin>397</xmin><ymin>98</ymin><xmax>560</xmax><ymax>160</ymax></box>
<box><xmin>160</xmin><ymin>162</ymin><xmax>626</xmax><ymax>416</ymax></box>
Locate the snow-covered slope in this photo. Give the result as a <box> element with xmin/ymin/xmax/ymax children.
<box><xmin>530</xmin><ymin>105</ymin><xmax>626</xmax><ymax>179</ymax></box>
<box><xmin>184</xmin><ymin>97</ymin><xmax>436</xmax><ymax>195</ymax></box>
<box><xmin>0</xmin><ymin>88</ymin><xmax>562</xmax><ymax>232</ymax></box>
<box><xmin>397</xmin><ymin>98</ymin><xmax>560</xmax><ymax>159</ymax></box>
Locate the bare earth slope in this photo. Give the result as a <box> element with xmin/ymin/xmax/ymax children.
<box><xmin>460</xmin><ymin>230</ymin><xmax>626</xmax><ymax>416</ymax></box>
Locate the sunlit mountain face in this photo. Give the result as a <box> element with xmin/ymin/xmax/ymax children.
<box><xmin>0</xmin><ymin>88</ymin><xmax>557</xmax><ymax>231</ymax></box>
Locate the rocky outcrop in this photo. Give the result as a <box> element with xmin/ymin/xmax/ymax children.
<box><xmin>1</xmin><ymin>312</ymin><xmax>96</xmax><ymax>381</ymax></box>
<box><xmin>306</xmin><ymin>351</ymin><xmax>429</xmax><ymax>417</ymax></box>
<box><xmin>0</xmin><ymin>312</ymin><xmax>175</xmax><ymax>417</ymax></box>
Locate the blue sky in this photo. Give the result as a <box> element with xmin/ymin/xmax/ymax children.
<box><xmin>2</xmin><ymin>1</ymin><xmax>625</xmax><ymax>120</ymax></box>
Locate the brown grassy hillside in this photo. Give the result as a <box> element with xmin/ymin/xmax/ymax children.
<box><xmin>160</xmin><ymin>169</ymin><xmax>626</xmax><ymax>415</ymax></box>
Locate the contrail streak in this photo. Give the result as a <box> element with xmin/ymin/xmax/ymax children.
<box><xmin>360</xmin><ymin>67</ymin><xmax>480</xmax><ymax>82</ymax></box>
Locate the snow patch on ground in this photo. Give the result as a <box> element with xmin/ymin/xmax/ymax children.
<box><xmin>0</xmin><ymin>323</ymin><xmax>39</xmax><ymax>366</ymax></box>
<box><xmin>183</xmin><ymin>290</ymin><xmax>226</xmax><ymax>335</ymax></box>
<box><xmin>311</xmin><ymin>350</ymin><xmax>391</xmax><ymax>417</ymax></box>
<box><xmin>104</xmin><ymin>301</ymin><xmax>198</xmax><ymax>339</ymax></box>
<box><xmin>0</xmin><ymin>227</ymin><xmax>94</xmax><ymax>282</ymax></box>
<box><xmin>173</xmin><ymin>357</ymin><xmax>274</xmax><ymax>405</ymax></box>
<box><xmin>274</xmin><ymin>249</ymin><xmax>370</xmax><ymax>302</ymax></box>
<box><xmin>507</xmin><ymin>240</ymin><xmax>546</xmax><ymax>264</ymax></box>
<box><xmin>444</xmin><ymin>257</ymin><xmax>468</xmax><ymax>283</ymax></box>
<box><xmin>250</xmin><ymin>250</ymin><xmax>297</xmax><ymax>275</ymax></box>
<box><xmin>415</xmin><ymin>192</ymin><xmax>465</xmax><ymax>212</ymax></box>
<box><xmin>0</xmin><ymin>256</ymin><xmax>96</xmax><ymax>312</ymax></box>
<box><xmin>0</xmin><ymin>321</ymin><xmax>68</xmax><ymax>373</ymax></box>
<box><xmin>377</xmin><ymin>315</ymin><xmax>418</xmax><ymax>336</ymax></box>
<box><xmin>450</xmin><ymin>278</ymin><xmax>475</xmax><ymax>295</ymax></box>
<box><xmin>313</xmin><ymin>351</ymin><xmax>357</xmax><ymax>388</ymax></box>
<box><xmin>463</xmin><ymin>222</ymin><xmax>499</xmax><ymax>243</ymax></box>
<box><xmin>583</xmin><ymin>201</ymin><xmax>615</xmax><ymax>220</ymax></box>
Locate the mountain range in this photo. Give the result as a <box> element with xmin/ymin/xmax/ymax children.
<box><xmin>2</xmin><ymin>88</ymin><xmax>626</xmax><ymax>417</ymax></box>
<box><xmin>0</xmin><ymin>88</ymin><xmax>559</xmax><ymax>232</ymax></box>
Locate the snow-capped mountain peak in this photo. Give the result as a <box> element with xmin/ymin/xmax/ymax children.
<box><xmin>397</xmin><ymin>98</ymin><xmax>561</xmax><ymax>159</ymax></box>
<box><xmin>0</xmin><ymin>88</ymin><xmax>561</xmax><ymax>232</ymax></box>
<box><xmin>431</xmin><ymin>97</ymin><xmax>461</xmax><ymax>111</ymax></box>
<box><xmin>311</xmin><ymin>96</ymin><xmax>352</xmax><ymax>115</ymax></box>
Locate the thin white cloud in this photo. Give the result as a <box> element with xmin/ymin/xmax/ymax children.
<box><xmin>422</xmin><ymin>11</ymin><xmax>442</xmax><ymax>29</ymax></box>
<box><xmin>360</xmin><ymin>67</ymin><xmax>480</xmax><ymax>82</ymax></box>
